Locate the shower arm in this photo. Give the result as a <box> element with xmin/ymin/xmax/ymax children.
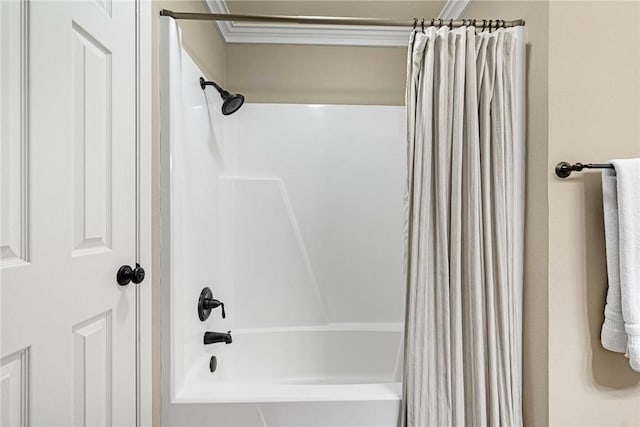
<box><xmin>200</xmin><ymin>78</ymin><xmax>230</xmax><ymax>98</ymax></box>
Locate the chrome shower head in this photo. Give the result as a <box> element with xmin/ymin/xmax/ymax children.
<box><xmin>200</xmin><ymin>77</ymin><xmax>245</xmax><ymax>115</ymax></box>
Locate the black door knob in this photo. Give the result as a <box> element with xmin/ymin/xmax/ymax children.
<box><xmin>117</xmin><ymin>263</ymin><xmax>146</xmax><ymax>286</ymax></box>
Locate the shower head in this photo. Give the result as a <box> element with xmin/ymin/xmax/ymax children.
<box><xmin>221</xmin><ymin>93</ymin><xmax>245</xmax><ymax>116</ymax></box>
<box><xmin>200</xmin><ymin>77</ymin><xmax>245</xmax><ymax>115</ymax></box>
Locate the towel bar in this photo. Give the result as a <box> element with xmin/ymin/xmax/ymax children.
<box><xmin>555</xmin><ymin>161</ymin><xmax>614</xmax><ymax>178</ymax></box>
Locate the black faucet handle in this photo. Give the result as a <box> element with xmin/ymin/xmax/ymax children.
<box><xmin>204</xmin><ymin>299</ymin><xmax>225</xmax><ymax>319</ymax></box>
<box><xmin>198</xmin><ymin>287</ymin><xmax>227</xmax><ymax>321</ymax></box>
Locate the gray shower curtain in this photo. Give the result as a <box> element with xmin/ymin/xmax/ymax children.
<box><xmin>402</xmin><ymin>25</ymin><xmax>526</xmax><ymax>427</ymax></box>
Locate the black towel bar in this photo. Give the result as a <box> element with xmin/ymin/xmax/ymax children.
<box><xmin>555</xmin><ymin>161</ymin><xmax>614</xmax><ymax>178</ymax></box>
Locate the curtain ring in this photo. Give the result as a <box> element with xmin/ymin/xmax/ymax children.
<box><xmin>481</xmin><ymin>19</ymin><xmax>486</xmax><ymax>31</ymax></box>
<box><xmin>412</xmin><ymin>18</ymin><xmax>417</xmax><ymax>31</ymax></box>
<box><xmin>472</xmin><ymin>19</ymin><xmax>476</xmax><ymax>27</ymax></box>
<box><xmin>450</xmin><ymin>18</ymin><xmax>454</xmax><ymax>29</ymax></box>
<box><xmin>430</xmin><ymin>18</ymin><xmax>434</xmax><ymax>28</ymax></box>
<box><xmin>421</xmin><ymin>18</ymin><xmax>425</xmax><ymax>33</ymax></box>
<box><xmin>439</xmin><ymin>18</ymin><xmax>443</xmax><ymax>28</ymax></box>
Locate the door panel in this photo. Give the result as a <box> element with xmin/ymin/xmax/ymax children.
<box><xmin>72</xmin><ymin>311</ymin><xmax>112</xmax><ymax>427</ymax></box>
<box><xmin>71</xmin><ymin>21</ymin><xmax>113</xmax><ymax>256</ymax></box>
<box><xmin>1</xmin><ymin>1</ymin><xmax>139</xmax><ymax>425</ymax></box>
<box><xmin>0</xmin><ymin>0</ymin><xmax>28</xmax><ymax>268</ymax></box>
<box><xmin>0</xmin><ymin>349</ymin><xmax>29</xmax><ymax>427</ymax></box>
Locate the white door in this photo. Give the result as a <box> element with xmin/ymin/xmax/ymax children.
<box><xmin>0</xmin><ymin>1</ymin><xmax>149</xmax><ymax>426</ymax></box>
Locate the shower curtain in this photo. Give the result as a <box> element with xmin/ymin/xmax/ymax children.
<box><xmin>402</xmin><ymin>25</ymin><xmax>526</xmax><ymax>427</ymax></box>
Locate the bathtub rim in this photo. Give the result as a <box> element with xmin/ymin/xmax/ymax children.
<box><xmin>173</xmin><ymin>379</ymin><xmax>403</xmax><ymax>404</ymax></box>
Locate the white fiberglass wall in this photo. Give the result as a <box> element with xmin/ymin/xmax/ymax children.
<box><xmin>222</xmin><ymin>104</ymin><xmax>406</xmax><ymax>329</ymax></box>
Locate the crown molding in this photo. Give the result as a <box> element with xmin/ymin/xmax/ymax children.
<box><xmin>205</xmin><ymin>0</ymin><xmax>234</xmax><ymax>39</ymax></box>
<box><xmin>438</xmin><ymin>0</ymin><xmax>471</xmax><ymax>20</ymax></box>
<box><xmin>205</xmin><ymin>0</ymin><xmax>471</xmax><ymax>47</ymax></box>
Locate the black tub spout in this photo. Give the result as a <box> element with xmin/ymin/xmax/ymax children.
<box><xmin>204</xmin><ymin>331</ymin><xmax>232</xmax><ymax>345</ymax></box>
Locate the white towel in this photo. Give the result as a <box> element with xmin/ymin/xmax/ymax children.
<box><xmin>601</xmin><ymin>158</ymin><xmax>640</xmax><ymax>372</ymax></box>
<box><xmin>601</xmin><ymin>168</ymin><xmax>626</xmax><ymax>353</ymax></box>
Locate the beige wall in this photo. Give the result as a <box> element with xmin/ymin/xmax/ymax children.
<box><xmin>548</xmin><ymin>1</ymin><xmax>640</xmax><ymax>425</ymax></box>
<box><xmin>226</xmin><ymin>44</ymin><xmax>406</xmax><ymax>105</ymax></box>
<box><xmin>151</xmin><ymin>1</ymin><xmax>226</xmax><ymax>424</ymax></box>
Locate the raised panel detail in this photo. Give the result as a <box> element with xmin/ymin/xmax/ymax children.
<box><xmin>72</xmin><ymin>311</ymin><xmax>112</xmax><ymax>427</ymax></box>
<box><xmin>71</xmin><ymin>22</ymin><xmax>113</xmax><ymax>257</ymax></box>
<box><xmin>0</xmin><ymin>0</ymin><xmax>29</xmax><ymax>268</ymax></box>
<box><xmin>0</xmin><ymin>348</ymin><xmax>29</xmax><ymax>427</ymax></box>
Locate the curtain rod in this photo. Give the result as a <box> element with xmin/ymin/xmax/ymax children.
<box><xmin>159</xmin><ymin>9</ymin><xmax>525</xmax><ymax>28</ymax></box>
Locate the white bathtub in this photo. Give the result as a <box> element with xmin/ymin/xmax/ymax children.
<box><xmin>167</xmin><ymin>326</ymin><xmax>404</xmax><ymax>426</ymax></box>
<box><xmin>177</xmin><ymin>325</ymin><xmax>403</xmax><ymax>404</ymax></box>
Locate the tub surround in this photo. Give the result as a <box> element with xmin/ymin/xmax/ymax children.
<box><xmin>160</xmin><ymin>17</ymin><xmax>406</xmax><ymax>426</ymax></box>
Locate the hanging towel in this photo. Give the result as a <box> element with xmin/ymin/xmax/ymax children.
<box><xmin>601</xmin><ymin>158</ymin><xmax>640</xmax><ymax>372</ymax></box>
<box><xmin>601</xmin><ymin>168</ymin><xmax>626</xmax><ymax>353</ymax></box>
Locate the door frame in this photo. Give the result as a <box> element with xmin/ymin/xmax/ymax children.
<box><xmin>135</xmin><ymin>0</ymin><xmax>152</xmax><ymax>425</ymax></box>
